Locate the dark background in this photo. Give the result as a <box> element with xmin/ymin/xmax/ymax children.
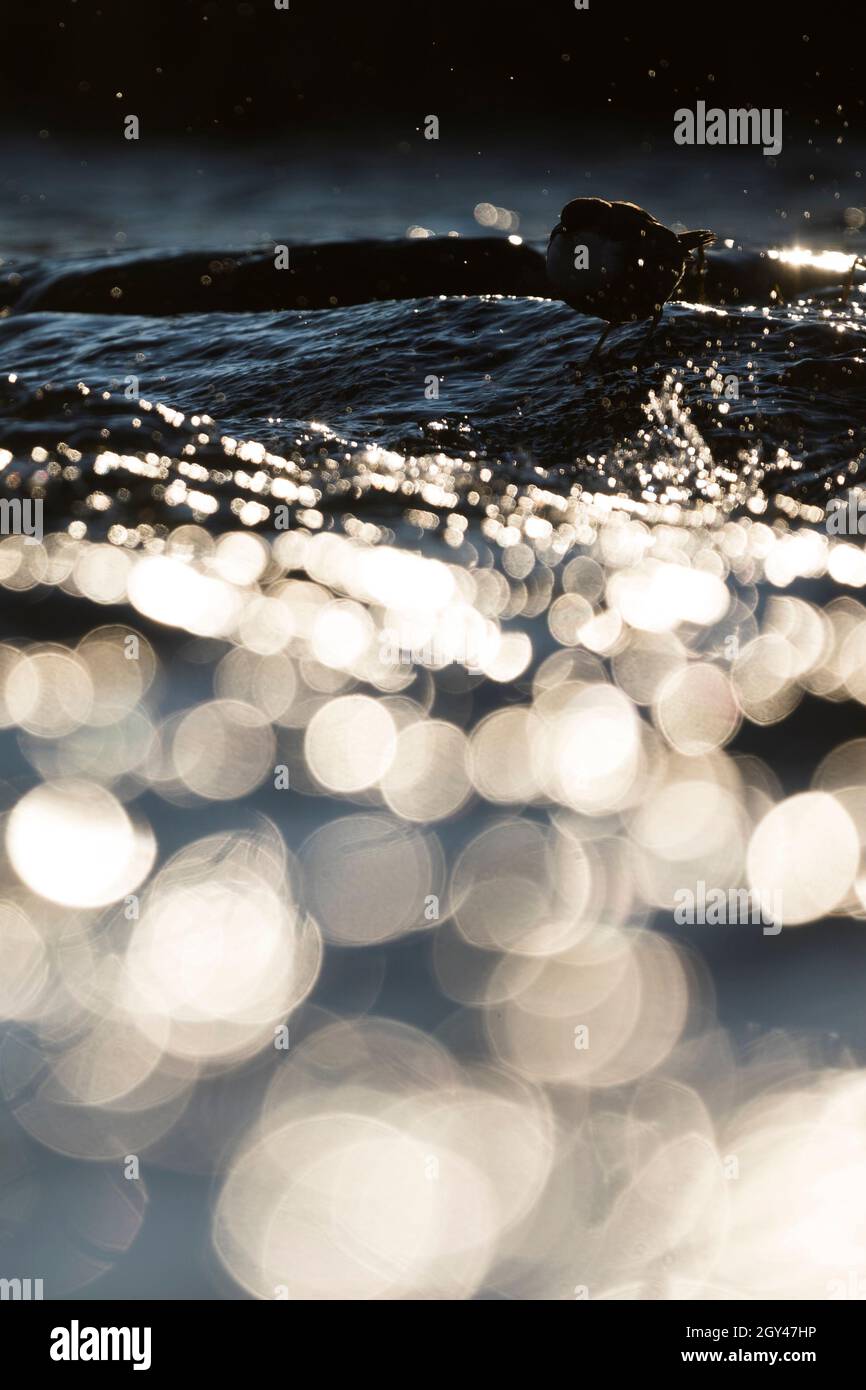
<box><xmin>0</xmin><ymin>0</ymin><xmax>862</xmax><ymax>138</ymax></box>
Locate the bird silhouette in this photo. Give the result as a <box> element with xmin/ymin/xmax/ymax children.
<box><xmin>546</xmin><ymin>197</ymin><xmax>715</xmax><ymax>362</ymax></box>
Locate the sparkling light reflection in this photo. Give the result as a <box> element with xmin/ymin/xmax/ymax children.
<box><xmin>3</xmin><ymin>375</ymin><xmax>866</xmax><ymax>1297</ymax></box>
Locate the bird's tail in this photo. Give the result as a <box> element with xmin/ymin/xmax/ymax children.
<box><xmin>678</xmin><ymin>228</ymin><xmax>716</xmax><ymax>251</ymax></box>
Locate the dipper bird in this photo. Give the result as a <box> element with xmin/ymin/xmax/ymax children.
<box><xmin>546</xmin><ymin>198</ymin><xmax>715</xmax><ymax>361</ymax></box>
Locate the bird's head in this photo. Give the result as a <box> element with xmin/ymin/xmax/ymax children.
<box><xmin>550</xmin><ymin>197</ymin><xmax>613</xmax><ymax>244</ymax></box>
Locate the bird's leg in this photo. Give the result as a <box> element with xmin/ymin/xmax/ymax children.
<box><xmin>696</xmin><ymin>243</ymin><xmax>706</xmax><ymax>303</ymax></box>
<box><xmin>842</xmin><ymin>256</ymin><xmax>865</xmax><ymax>307</ymax></box>
<box><xmin>586</xmin><ymin>321</ymin><xmax>613</xmax><ymax>364</ymax></box>
<box><xmin>638</xmin><ymin>309</ymin><xmax>662</xmax><ymax>360</ymax></box>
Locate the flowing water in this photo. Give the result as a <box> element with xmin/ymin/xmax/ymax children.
<box><xmin>3</xmin><ymin>138</ymin><xmax>866</xmax><ymax>1301</ymax></box>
